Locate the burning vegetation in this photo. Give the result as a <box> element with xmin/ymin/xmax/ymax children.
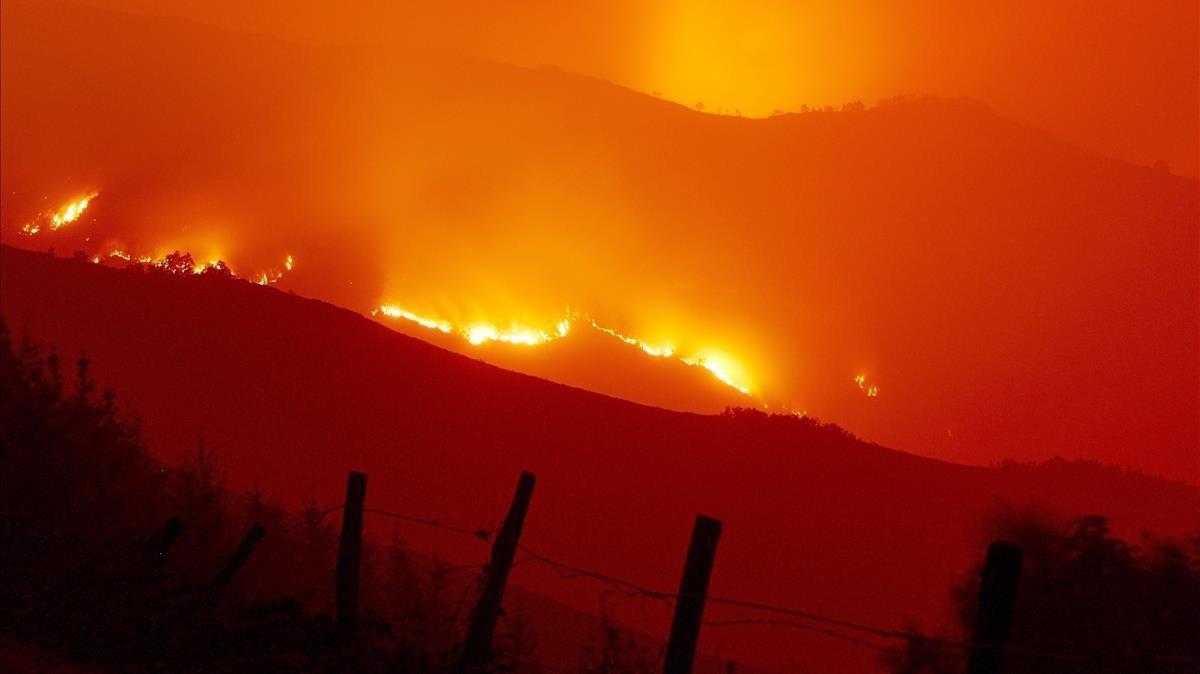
<box><xmin>20</xmin><ymin>192</ymin><xmax>98</xmax><ymax>236</ymax></box>
<box><xmin>373</xmin><ymin>304</ymin><xmax>754</xmax><ymax>396</ymax></box>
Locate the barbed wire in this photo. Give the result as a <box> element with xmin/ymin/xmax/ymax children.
<box><xmin>516</xmin><ymin>544</ymin><xmax>674</xmax><ymax>605</ymax></box>
<box><xmin>364</xmin><ymin>507</ymin><xmax>494</xmax><ymax>541</ymax></box>
<box><xmin>512</xmin><ymin>542</ymin><xmax>1199</xmax><ymax>667</ymax></box>
<box><xmin>195</xmin><ymin>503</ymin><xmax>1199</xmax><ymax>668</ymax></box>
<box><xmin>284</xmin><ymin>504</ymin><xmax>344</xmax><ymax>531</ymax></box>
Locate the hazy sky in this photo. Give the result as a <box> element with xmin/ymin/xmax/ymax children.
<box><xmin>3</xmin><ymin>1</ymin><xmax>1197</xmax><ymax>480</ymax></box>
<box><xmin>80</xmin><ymin>0</ymin><xmax>1199</xmax><ymax>176</ymax></box>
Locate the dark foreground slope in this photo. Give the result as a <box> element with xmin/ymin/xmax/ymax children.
<box><xmin>2</xmin><ymin>246</ymin><xmax>1197</xmax><ymax>673</ymax></box>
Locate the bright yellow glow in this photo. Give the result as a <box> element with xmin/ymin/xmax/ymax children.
<box><xmin>373</xmin><ymin>304</ymin><xmax>756</xmax><ymax>397</ymax></box>
<box><xmin>464</xmin><ymin>322</ymin><xmax>558</xmax><ymax>346</ymax></box>
<box><xmin>20</xmin><ymin>192</ymin><xmax>98</xmax><ymax>235</ymax></box>
<box><xmin>255</xmin><ymin>255</ymin><xmax>294</xmax><ymax>285</ymax></box>
<box><xmin>374</xmin><ymin>305</ymin><xmax>570</xmax><ymax>346</ymax></box>
<box><xmin>51</xmin><ymin>193</ymin><xmax>97</xmax><ymax>229</ymax></box>
<box><xmin>642</xmin><ymin>1</ymin><xmax>813</xmax><ymax>116</ymax></box>
<box><xmin>101</xmin><ymin>248</ymin><xmax>294</xmax><ymax>285</ymax></box>
<box><xmin>589</xmin><ymin>320</ymin><xmax>676</xmax><ymax>358</ymax></box>
<box><xmin>107</xmin><ymin>249</ymin><xmax>154</xmax><ymax>264</ymax></box>
<box><xmin>855</xmin><ymin>373</ymin><xmax>880</xmax><ymax>398</ymax></box>
<box><xmin>375</xmin><ymin>305</ymin><xmax>453</xmax><ymax>333</ymax></box>
<box><xmin>681</xmin><ymin>351</ymin><xmax>752</xmax><ymax>396</ymax></box>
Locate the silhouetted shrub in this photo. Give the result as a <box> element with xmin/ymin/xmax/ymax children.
<box><xmin>884</xmin><ymin>513</ymin><xmax>1200</xmax><ymax>674</ymax></box>
<box><xmin>0</xmin><ymin>322</ymin><xmax>533</xmax><ymax>673</ymax></box>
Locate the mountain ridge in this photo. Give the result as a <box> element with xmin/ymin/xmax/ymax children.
<box><xmin>3</xmin><ymin>0</ymin><xmax>1196</xmax><ymax>479</ymax></box>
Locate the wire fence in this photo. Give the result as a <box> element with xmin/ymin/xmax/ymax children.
<box><xmin>123</xmin><ymin>481</ymin><xmax>1195</xmax><ymax>674</ymax></box>
<box><xmin>265</xmin><ymin>498</ymin><xmax>1200</xmax><ymax>671</ymax></box>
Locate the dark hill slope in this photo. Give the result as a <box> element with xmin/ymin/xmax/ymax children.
<box><xmin>3</xmin><ymin>246</ymin><xmax>1197</xmax><ymax>673</ymax></box>
<box><xmin>3</xmin><ymin>1</ymin><xmax>1197</xmax><ymax>478</ymax></box>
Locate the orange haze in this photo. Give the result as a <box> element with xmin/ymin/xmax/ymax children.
<box><xmin>1</xmin><ymin>1</ymin><xmax>1197</xmax><ymax>481</ymax></box>
<box><xmin>77</xmin><ymin>0</ymin><xmax>1200</xmax><ymax>177</ymax></box>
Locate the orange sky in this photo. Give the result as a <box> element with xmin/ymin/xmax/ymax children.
<box><xmin>79</xmin><ymin>0</ymin><xmax>1200</xmax><ymax>177</ymax></box>
<box><xmin>1</xmin><ymin>0</ymin><xmax>1197</xmax><ymax>480</ymax></box>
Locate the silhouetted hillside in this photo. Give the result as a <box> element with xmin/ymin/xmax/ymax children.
<box><xmin>2</xmin><ymin>329</ymin><xmax>756</xmax><ymax>674</ymax></box>
<box><xmin>3</xmin><ymin>246</ymin><xmax>1197</xmax><ymax>673</ymax></box>
<box><xmin>3</xmin><ymin>1</ymin><xmax>1196</xmax><ymax>479</ymax></box>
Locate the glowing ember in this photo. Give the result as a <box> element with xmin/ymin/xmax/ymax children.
<box><xmin>253</xmin><ymin>255</ymin><xmax>294</xmax><ymax>285</ymax></box>
<box><xmin>681</xmin><ymin>355</ymin><xmax>751</xmax><ymax>395</ymax></box>
<box><xmin>99</xmin><ymin>248</ymin><xmax>294</xmax><ymax>285</ymax></box>
<box><xmin>376</xmin><ymin>305</ymin><xmax>453</xmax><ymax>333</ymax></box>
<box><xmin>107</xmin><ymin>249</ymin><xmax>154</xmax><ymax>264</ymax></box>
<box><xmin>855</xmin><ymin>374</ymin><xmax>880</xmax><ymax>398</ymax></box>
<box><xmin>373</xmin><ymin>304</ymin><xmax>755</xmax><ymax>397</ymax></box>
<box><xmin>21</xmin><ymin>183</ymin><xmax>750</xmax><ymax>401</ymax></box>
<box><xmin>375</xmin><ymin>305</ymin><xmax>570</xmax><ymax>346</ymax></box>
<box><xmin>466</xmin><ymin>323</ymin><xmax>551</xmax><ymax>346</ymax></box>
<box><xmin>20</xmin><ymin>193</ymin><xmax>98</xmax><ymax>235</ymax></box>
<box><xmin>589</xmin><ymin>320</ymin><xmax>675</xmax><ymax>357</ymax></box>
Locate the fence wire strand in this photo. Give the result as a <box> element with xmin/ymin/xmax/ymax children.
<box><xmin>284</xmin><ymin>504</ymin><xmax>344</xmax><ymax>531</ymax></box>
<box><xmin>217</xmin><ymin>499</ymin><xmax>1198</xmax><ymax>669</ymax></box>
<box><xmin>511</xmin><ymin>542</ymin><xmax>1197</xmax><ymax>667</ymax></box>
<box><xmin>364</xmin><ymin>507</ymin><xmax>494</xmax><ymax>541</ymax></box>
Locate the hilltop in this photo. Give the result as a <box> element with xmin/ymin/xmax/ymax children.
<box><xmin>3</xmin><ymin>1</ymin><xmax>1196</xmax><ymax>478</ymax></box>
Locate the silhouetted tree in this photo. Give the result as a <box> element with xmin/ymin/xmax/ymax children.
<box><xmin>493</xmin><ymin>600</ymin><xmax>541</xmax><ymax>674</ymax></box>
<box><xmin>2</xmin><ymin>326</ymin><xmax>531</xmax><ymax>673</ymax></box>
<box><xmin>0</xmin><ymin>322</ymin><xmax>164</xmax><ymax>536</ymax></box>
<box><xmin>201</xmin><ymin>260</ymin><xmax>235</xmax><ymax>278</ymax></box>
<box><xmin>884</xmin><ymin>513</ymin><xmax>1200</xmax><ymax>674</ymax></box>
<box><xmin>159</xmin><ymin>250</ymin><xmax>195</xmax><ymax>275</ymax></box>
<box><xmin>578</xmin><ymin>609</ymin><xmax>657</xmax><ymax>674</ymax></box>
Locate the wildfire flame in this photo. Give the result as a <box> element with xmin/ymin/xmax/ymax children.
<box><xmin>20</xmin><ymin>188</ymin><xmax>758</xmax><ymax>402</ymax></box>
<box><xmin>681</xmin><ymin>355</ymin><xmax>751</xmax><ymax>395</ymax></box>
<box><xmin>376</xmin><ymin>305</ymin><xmax>454</xmax><ymax>333</ymax></box>
<box><xmin>98</xmin><ymin>248</ymin><xmax>294</xmax><ymax>285</ymax></box>
<box><xmin>375</xmin><ymin>305</ymin><xmax>572</xmax><ymax>346</ymax></box>
<box><xmin>589</xmin><ymin>320</ymin><xmax>675</xmax><ymax>357</ymax></box>
<box><xmin>20</xmin><ymin>193</ymin><xmax>98</xmax><ymax>235</ymax></box>
<box><xmin>13</xmin><ymin>189</ymin><xmax>294</xmax><ymax>284</ymax></box>
<box><xmin>855</xmin><ymin>373</ymin><xmax>880</xmax><ymax>398</ymax></box>
<box><xmin>373</xmin><ymin>304</ymin><xmax>754</xmax><ymax>396</ymax></box>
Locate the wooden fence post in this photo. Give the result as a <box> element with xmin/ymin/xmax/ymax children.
<box><xmin>211</xmin><ymin>523</ymin><xmax>267</xmax><ymax>602</ymax></box>
<box><xmin>150</xmin><ymin>516</ymin><xmax>186</xmax><ymax>561</ymax></box>
<box><xmin>335</xmin><ymin>471</ymin><xmax>368</xmax><ymax>642</ymax></box>
<box><xmin>966</xmin><ymin>541</ymin><xmax>1023</xmax><ymax>674</ymax></box>
<box><xmin>664</xmin><ymin>514</ymin><xmax>722</xmax><ymax>674</ymax></box>
<box><xmin>457</xmin><ymin>471</ymin><xmax>536</xmax><ymax>674</ymax></box>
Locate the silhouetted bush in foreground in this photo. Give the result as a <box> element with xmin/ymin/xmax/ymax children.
<box><xmin>885</xmin><ymin>512</ymin><xmax>1200</xmax><ymax>674</ymax></box>
<box><xmin>0</xmin><ymin>322</ymin><xmax>536</xmax><ymax>673</ymax></box>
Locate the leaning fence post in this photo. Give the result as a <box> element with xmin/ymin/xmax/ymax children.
<box><xmin>664</xmin><ymin>514</ymin><xmax>722</xmax><ymax>674</ymax></box>
<box><xmin>211</xmin><ymin>523</ymin><xmax>267</xmax><ymax>602</ymax></box>
<box><xmin>966</xmin><ymin>541</ymin><xmax>1023</xmax><ymax>674</ymax></box>
<box><xmin>149</xmin><ymin>516</ymin><xmax>186</xmax><ymax>562</ymax></box>
<box><xmin>335</xmin><ymin>471</ymin><xmax>368</xmax><ymax>642</ymax></box>
<box><xmin>457</xmin><ymin>471</ymin><xmax>536</xmax><ymax>674</ymax></box>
